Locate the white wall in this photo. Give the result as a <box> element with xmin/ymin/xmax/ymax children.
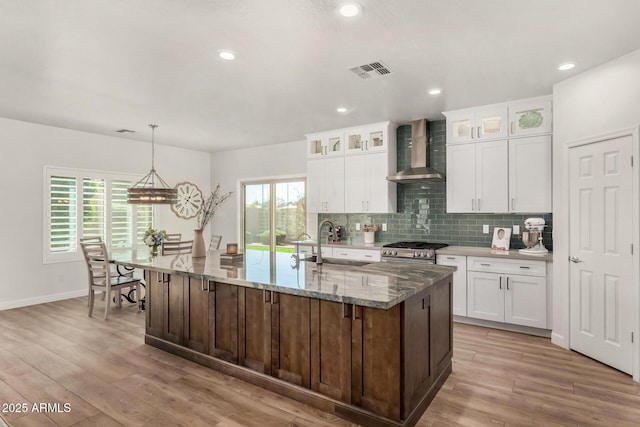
<box><xmin>209</xmin><ymin>140</ymin><xmax>307</xmax><ymax>246</ymax></box>
<box><xmin>552</xmin><ymin>49</ymin><xmax>640</xmax><ymax>353</ymax></box>
<box><xmin>0</xmin><ymin>118</ymin><xmax>210</xmax><ymax>309</ymax></box>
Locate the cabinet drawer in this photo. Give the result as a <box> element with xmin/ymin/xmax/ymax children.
<box><xmin>332</xmin><ymin>248</ymin><xmax>381</xmax><ymax>262</ymax></box>
<box><xmin>467</xmin><ymin>256</ymin><xmax>545</xmax><ymax>277</ymax></box>
<box><xmin>436</xmin><ymin>254</ymin><xmax>465</xmax><ymax>266</ymax></box>
<box><xmin>298</xmin><ymin>245</ymin><xmax>314</xmax><ymax>255</ymax></box>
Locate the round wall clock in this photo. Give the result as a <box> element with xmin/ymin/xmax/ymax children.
<box><xmin>171</xmin><ymin>181</ymin><xmax>203</xmax><ymax>219</ymax></box>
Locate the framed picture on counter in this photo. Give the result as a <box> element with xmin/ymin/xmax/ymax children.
<box><xmin>491</xmin><ymin>227</ymin><xmax>511</xmax><ymax>251</ymax></box>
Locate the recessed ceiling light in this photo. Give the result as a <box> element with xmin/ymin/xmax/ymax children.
<box><xmin>428</xmin><ymin>88</ymin><xmax>443</xmax><ymax>95</ymax></box>
<box><xmin>218</xmin><ymin>50</ymin><xmax>236</xmax><ymax>61</ymax></box>
<box><xmin>338</xmin><ymin>3</ymin><xmax>363</xmax><ymax>17</ymax></box>
<box><xmin>558</xmin><ymin>62</ymin><xmax>575</xmax><ymax>71</ymax></box>
<box><xmin>336</xmin><ymin>107</ymin><xmax>348</xmax><ymax>113</ymax></box>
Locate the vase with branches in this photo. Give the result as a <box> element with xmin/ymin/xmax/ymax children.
<box><xmin>196</xmin><ymin>184</ymin><xmax>233</xmax><ymax>231</ymax></box>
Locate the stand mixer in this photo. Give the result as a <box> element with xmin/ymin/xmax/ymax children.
<box><xmin>519</xmin><ymin>218</ymin><xmax>548</xmax><ymax>255</ymax></box>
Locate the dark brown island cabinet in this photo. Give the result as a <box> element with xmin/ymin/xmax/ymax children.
<box><xmin>143</xmin><ymin>269</ymin><xmax>453</xmax><ymax>427</ymax></box>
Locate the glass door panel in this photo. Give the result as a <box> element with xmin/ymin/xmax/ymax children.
<box><xmin>243</xmin><ymin>183</ymin><xmax>271</xmax><ymax>252</ymax></box>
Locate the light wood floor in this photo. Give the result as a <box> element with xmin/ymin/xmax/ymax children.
<box><xmin>1</xmin><ymin>298</ymin><xmax>639</xmax><ymax>427</ymax></box>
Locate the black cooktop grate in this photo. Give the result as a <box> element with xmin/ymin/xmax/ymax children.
<box><xmin>382</xmin><ymin>241</ymin><xmax>449</xmax><ymax>250</ymax></box>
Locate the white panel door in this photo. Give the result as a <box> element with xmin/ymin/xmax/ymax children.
<box><xmin>569</xmin><ymin>135</ymin><xmax>633</xmax><ymax>374</ymax></box>
<box><xmin>437</xmin><ymin>255</ymin><xmax>467</xmax><ymax>316</ymax></box>
<box><xmin>476</xmin><ymin>140</ymin><xmax>509</xmax><ymax>213</ymax></box>
<box><xmin>467</xmin><ymin>271</ymin><xmax>504</xmax><ymax>322</ymax></box>
<box><xmin>446</xmin><ymin>144</ymin><xmax>476</xmax><ymax>213</ymax></box>
<box><xmin>504</xmin><ymin>274</ymin><xmax>547</xmax><ymax>328</ymax></box>
<box><xmin>509</xmin><ymin>135</ymin><xmax>552</xmax><ymax>213</ymax></box>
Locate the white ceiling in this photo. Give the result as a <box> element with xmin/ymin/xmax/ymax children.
<box><xmin>1</xmin><ymin>0</ymin><xmax>640</xmax><ymax>152</ymax></box>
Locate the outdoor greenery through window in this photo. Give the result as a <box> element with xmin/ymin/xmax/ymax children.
<box><xmin>45</xmin><ymin>167</ymin><xmax>154</xmax><ymax>263</ymax></box>
<box><xmin>243</xmin><ymin>179</ymin><xmax>306</xmax><ymax>253</ymax></box>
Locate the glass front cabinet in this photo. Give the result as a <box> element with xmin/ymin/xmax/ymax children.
<box><xmin>344</xmin><ymin>124</ymin><xmax>389</xmax><ymax>155</ymax></box>
<box><xmin>508</xmin><ymin>100</ymin><xmax>552</xmax><ymax>137</ymax></box>
<box><xmin>307</xmin><ymin>131</ymin><xmax>344</xmax><ymax>159</ymax></box>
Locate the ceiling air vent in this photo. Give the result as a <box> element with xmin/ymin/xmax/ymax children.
<box><xmin>115</xmin><ymin>129</ymin><xmax>136</xmax><ymax>133</ymax></box>
<box><xmin>349</xmin><ymin>61</ymin><xmax>392</xmax><ymax>80</ymax></box>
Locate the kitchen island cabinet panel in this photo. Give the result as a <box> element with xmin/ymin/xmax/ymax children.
<box><xmin>271</xmin><ymin>293</ymin><xmax>311</xmax><ymax>388</ymax></box>
<box><xmin>238</xmin><ymin>288</ymin><xmax>272</xmax><ymax>374</ymax></box>
<box><xmin>210</xmin><ymin>282</ymin><xmax>239</xmax><ymax>363</ymax></box>
<box><xmin>145</xmin><ymin>271</ymin><xmax>165</xmax><ymax>339</ymax></box>
<box><xmin>403</xmin><ymin>288</ymin><xmax>432</xmax><ymax>414</ymax></box>
<box><xmin>183</xmin><ymin>277</ymin><xmax>209</xmax><ymax>354</ymax></box>
<box><xmin>164</xmin><ymin>275</ymin><xmax>184</xmax><ymax>345</ymax></box>
<box><xmin>310</xmin><ymin>299</ymin><xmax>352</xmax><ymax>402</ymax></box>
<box><xmin>357</xmin><ymin>304</ymin><xmax>402</xmax><ymax>420</ymax></box>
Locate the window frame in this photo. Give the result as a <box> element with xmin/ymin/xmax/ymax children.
<box><xmin>42</xmin><ymin>166</ymin><xmax>155</xmax><ymax>264</ymax></box>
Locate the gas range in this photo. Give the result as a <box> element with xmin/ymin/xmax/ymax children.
<box><xmin>380</xmin><ymin>241</ymin><xmax>449</xmax><ymax>263</ymax></box>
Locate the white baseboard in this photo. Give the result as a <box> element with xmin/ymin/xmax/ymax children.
<box><xmin>453</xmin><ymin>315</ymin><xmax>551</xmax><ymax>338</ymax></box>
<box><xmin>551</xmin><ymin>331</ymin><xmax>569</xmax><ymax>349</ymax></box>
<box><xmin>0</xmin><ymin>289</ymin><xmax>86</xmax><ymax>311</ymax></box>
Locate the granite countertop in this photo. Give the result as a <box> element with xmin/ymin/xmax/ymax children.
<box><xmin>112</xmin><ymin>249</ymin><xmax>454</xmax><ymax>310</ymax></box>
<box><xmin>436</xmin><ymin>245</ymin><xmax>553</xmax><ymax>261</ymax></box>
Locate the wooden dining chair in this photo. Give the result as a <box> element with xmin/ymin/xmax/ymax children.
<box><xmin>165</xmin><ymin>233</ymin><xmax>182</xmax><ymax>242</ymax></box>
<box><xmin>209</xmin><ymin>235</ymin><xmax>222</xmax><ymax>251</ymax></box>
<box><xmin>161</xmin><ymin>240</ymin><xmax>193</xmax><ymax>255</ymax></box>
<box><xmin>81</xmin><ymin>241</ymin><xmax>141</xmax><ymax>320</ymax></box>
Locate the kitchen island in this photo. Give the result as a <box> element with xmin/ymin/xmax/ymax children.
<box><xmin>113</xmin><ymin>250</ymin><xmax>454</xmax><ymax>427</ymax></box>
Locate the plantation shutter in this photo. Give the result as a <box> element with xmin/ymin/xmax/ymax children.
<box><xmin>49</xmin><ymin>175</ymin><xmax>77</xmax><ymax>253</ymax></box>
<box><xmin>111</xmin><ymin>180</ymin><xmax>132</xmax><ymax>249</ymax></box>
<box><xmin>82</xmin><ymin>178</ymin><xmax>106</xmax><ymax>240</ymax></box>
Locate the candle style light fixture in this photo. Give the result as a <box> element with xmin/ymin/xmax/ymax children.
<box><xmin>127</xmin><ymin>124</ymin><xmax>178</xmax><ymax>204</ymax></box>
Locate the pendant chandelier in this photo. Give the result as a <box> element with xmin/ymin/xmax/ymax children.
<box><xmin>127</xmin><ymin>124</ymin><xmax>178</xmax><ymax>204</ymax></box>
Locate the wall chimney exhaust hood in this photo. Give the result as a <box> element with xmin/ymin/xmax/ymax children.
<box><xmin>386</xmin><ymin>119</ymin><xmax>445</xmax><ymax>183</ymax></box>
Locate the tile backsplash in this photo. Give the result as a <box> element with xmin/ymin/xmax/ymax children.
<box><xmin>319</xmin><ymin>120</ymin><xmax>553</xmax><ymax>250</ymax></box>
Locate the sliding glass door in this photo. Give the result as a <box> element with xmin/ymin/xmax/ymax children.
<box><xmin>242</xmin><ymin>179</ymin><xmax>306</xmax><ymax>253</ymax></box>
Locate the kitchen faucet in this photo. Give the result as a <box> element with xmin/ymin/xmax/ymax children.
<box><xmin>316</xmin><ymin>219</ymin><xmax>335</xmax><ymax>266</ymax></box>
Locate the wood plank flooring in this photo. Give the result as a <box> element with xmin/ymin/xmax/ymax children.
<box><xmin>0</xmin><ymin>297</ymin><xmax>639</xmax><ymax>426</ymax></box>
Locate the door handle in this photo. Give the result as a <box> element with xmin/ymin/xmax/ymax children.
<box><xmin>477</xmin><ymin>199</ymin><xmax>481</xmax><ymax>211</ymax></box>
<box><xmin>511</xmin><ymin>198</ymin><xmax>515</xmax><ymax>210</ymax></box>
<box><xmin>499</xmin><ymin>276</ymin><xmax>502</xmax><ymax>290</ymax></box>
<box><xmin>471</xmin><ymin>199</ymin><xmax>475</xmax><ymax>211</ymax></box>
<box><xmin>506</xmin><ymin>277</ymin><xmax>510</xmax><ymax>290</ymax></box>
<box><xmin>477</xmin><ymin>126</ymin><xmax>481</xmax><ymax>139</ymax></box>
<box><xmin>569</xmin><ymin>257</ymin><xmax>583</xmax><ymax>263</ymax></box>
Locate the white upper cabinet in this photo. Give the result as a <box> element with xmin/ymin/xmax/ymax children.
<box><xmin>306</xmin><ymin>131</ymin><xmax>344</xmax><ymax>159</ymax></box>
<box><xmin>445</xmin><ymin>95</ymin><xmax>553</xmax><ymax>214</ymax></box>
<box><xmin>307</xmin><ymin>121</ymin><xmax>397</xmax><ymax>214</ymax></box>
<box><xmin>508</xmin><ymin>135</ymin><xmax>552</xmax><ymax>213</ymax></box>
<box><xmin>446</xmin><ymin>107</ymin><xmax>508</xmax><ymax>144</ymax></box>
<box><xmin>508</xmin><ymin>99</ymin><xmax>552</xmax><ymax>137</ymax></box>
<box><xmin>307</xmin><ymin>157</ymin><xmax>345</xmax><ymax>213</ymax></box>
<box><xmin>344</xmin><ymin>122</ymin><xmax>390</xmax><ymax>155</ymax></box>
<box><xmin>446</xmin><ymin>140</ymin><xmax>509</xmax><ymax>213</ymax></box>
<box><xmin>344</xmin><ymin>153</ymin><xmax>396</xmax><ymax>213</ymax></box>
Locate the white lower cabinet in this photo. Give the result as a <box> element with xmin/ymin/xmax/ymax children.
<box><xmin>466</xmin><ymin>257</ymin><xmax>547</xmax><ymax>329</ymax></box>
<box><xmin>332</xmin><ymin>247</ymin><xmax>381</xmax><ymax>262</ymax></box>
<box><xmin>436</xmin><ymin>255</ymin><xmax>467</xmax><ymax>316</ymax></box>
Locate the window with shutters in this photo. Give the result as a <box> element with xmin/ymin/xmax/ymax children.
<box><xmin>44</xmin><ymin>167</ymin><xmax>155</xmax><ymax>263</ymax></box>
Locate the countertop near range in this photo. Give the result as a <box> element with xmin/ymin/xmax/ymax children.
<box><xmin>292</xmin><ymin>239</ymin><xmax>384</xmax><ymax>250</ymax></box>
<box><xmin>112</xmin><ymin>249</ymin><xmax>455</xmax><ymax>310</ymax></box>
<box><xmin>436</xmin><ymin>245</ymin><xmax>553</xmax><ymax>261</ymax></box>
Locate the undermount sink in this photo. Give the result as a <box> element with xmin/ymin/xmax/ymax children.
<box><xmin>303</xmin><ymin>256</ymin><xmax>370</xmax><ymax>267</ymax></box>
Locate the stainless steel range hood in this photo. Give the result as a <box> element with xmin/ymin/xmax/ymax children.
<box><xmin>386</xmin><ymin>119</ymin><xmax>445</xmax><ymax>183</ymax></box>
